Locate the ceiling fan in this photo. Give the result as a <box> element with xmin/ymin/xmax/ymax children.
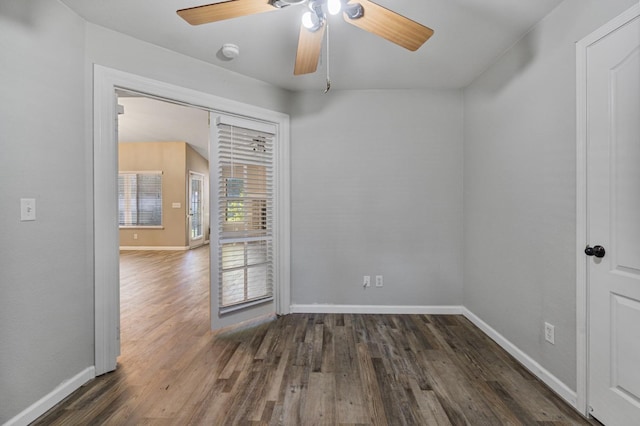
<box><xmin>177</xmin><ymin>0</ymin><xmax>434</xmax><ymax>76</ymax></box>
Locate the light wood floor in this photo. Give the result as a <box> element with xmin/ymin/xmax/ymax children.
<box><xmin>34</xmin><ymin>247</ymin><xmax>592</xmax><ymax>425</ymax></box>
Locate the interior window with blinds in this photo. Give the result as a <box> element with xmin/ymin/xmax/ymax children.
<box><xmin>216</xmin><ymin>123</ymin><xmax>274</xmax><ymax>311</ymax></box>
<box><xmin>118</xmin><ymin>172</ymin><xmax>162</xmax><ymax>227</ymax></box>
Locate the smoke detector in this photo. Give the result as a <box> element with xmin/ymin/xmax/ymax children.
<box><xmin>221</xmin><ymin>43</ymin><xmax>240</xmax><ymax>60</ymax></box>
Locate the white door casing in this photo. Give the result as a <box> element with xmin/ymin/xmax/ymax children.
<box><xmin>93</xmin><ymin>65</ymin><xmax>291</xmax><ymax>375</ymax></box>
<box><xmin>577</xmin><ymin>4</ymin><xmax>640</xmax><ymax>424</ymax></box>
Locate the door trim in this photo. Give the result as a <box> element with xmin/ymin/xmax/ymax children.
<box><xmin>93</xmin><ymin>65</ymin><xmax>291</xmax><ymax>375</ymax></box>
<box><xmin>188</xmin><ymin>171</ymin><xmax>206</xmax><ymax>249</ymax></box>
<box><xmin>575</xmin><ymin>3</ymin><xmax>640</xmax><ymax>416</ymax></box>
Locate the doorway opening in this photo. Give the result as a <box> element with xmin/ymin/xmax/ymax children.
<box><xmin>94</xmin><ymin>66</ymin><xmax>290</xmax><ymax>376</ymax></box>
<box><xmin>116</xmin><ymin>91</ymin><xmax>211</xmax><ymax>368</ymax></box>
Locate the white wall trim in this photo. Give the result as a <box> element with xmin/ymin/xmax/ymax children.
<box><xmin>275</xmin><ymin>110</ymin><xmax>291</xmax><ymax>317</ymax></box>
<box><xmin>94</xmin><ymin>65</ymin><xmax>121</xmax><ymax>376</ymax></box>
<box><xmin>462</xmin><ymin>308</ymin><xmax>577</xmax><ymax>409</ymax></box>
<box><xmin>290</xmin><ymin>304</ymin><xmax>465</xmax><ymax>315</ymax></box>
<box><xmin>575</xmin><ymin>24</ymin><xmax>589</xmax><ymax>418</ymax></box>
<box><xmin>119</xmin><ymin>246</ymin><xmax>190</xmax><ymax>251</ymax></box>
<box><xmin>5</xmin><ymin>367</ymin><xmax>95</xmax><ymax>426</ymax></box>
<box><xmin>574</xmin><ymin>3</ymin><xmax>640</xmax><ymax>417</ymax></box>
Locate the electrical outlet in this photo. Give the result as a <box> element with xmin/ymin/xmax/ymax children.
<box><xmin>375</xmin><ymin>275</ymin><xmax>383</xmax><ymax>287</ymax></box>
<box><xmin>363</xmin><ymin>275</ymin><xmax>370</xmax><ymax>288</ymax></box>
<box><xmin>544</xmin><ymin>322</ymin><xmax>555</xmax><ymax>344</ymax></box>
<box><xmin>133</xmin><ymin>233</ymin><xmax>138</xmax><ymax>240</ymax></box>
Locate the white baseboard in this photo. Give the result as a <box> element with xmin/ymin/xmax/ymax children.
<box><xmin>119</xmin><ymin>246</ymin><xmax>189</xmax><ymax>251</ymax></box>
<box><xmin>5</xmin><ymin>366</ymin><xmax>95</xmax><ymax>426</ymax></box>
<box><xmin>289</xmin><ymin>304</ymin><xmax>465</xmax><ymax>315</ymax></box>
<box><xmin>462</xmin><ymin>308</ymin><xmax>577</xmax><ymax>408</ymax></box>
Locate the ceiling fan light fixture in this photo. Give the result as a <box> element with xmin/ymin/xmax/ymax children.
<box><xmin>178</xmin><ymin>0</ymin><xmax>434</xmax><ymax>77</ymax></box>
<box><xmin>327</xmin><ymin>0</ymin><xmax>341</xmax><ymax>15</ymax></box>
<box><xmin>302</xmin><ymin>10</ymin><xmax>322</xmax><ymax>31</ymax></box>
<box><xmin>269</xmin><ymin>0</ymin><xmax>286</xmax><ymax>8</ymax></box>
<box><xmin>343</xmin><ymin>2</ymin><xmax>364</xmax><ymax>20</ymax></box>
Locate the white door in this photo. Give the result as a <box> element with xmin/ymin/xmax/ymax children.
<box><xmin>585</xmin><ymin>8</ymin><xmax>640</xmax><ymax>426</ymax></box>
<box><xmin>189</xmin><ymin>172</ymin><xmax>205</xmax><ymax>248</ymax></box>
<box><xmin>208</xmin><ymin>112</ymin><xmax>278</xmax><ymax>330</ymax></box>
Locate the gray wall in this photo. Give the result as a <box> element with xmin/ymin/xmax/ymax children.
<box><xmin>0</xmin><ymin>1</ymin><xmax>294</xmax><ymax>422</ymax></box>
<box><xmin>0</xmin><ymin>1</ymin><xmax>90</xmax><ymax>422</ymax></box>
<box><xmin>290</xmin><ymin>89</ymin><xmax>464</xmax><ymax>306</ymax></box>
<box><xmin>463</xmin><ymin>0</ymin><xmax>637</xmax><ymax>389</ymax></box>
<box><xmin>86</xmin><ymin>24</ymin><xmax>293</xmax><ymax>114</ymax></box>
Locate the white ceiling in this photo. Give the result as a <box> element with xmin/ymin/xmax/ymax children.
<box><xmin>61</xmin><ymin>0</ymin><xmax>564</xmax><ymax>91</ymax></box>
<box><xmin>118</xmin><ymin>96</ymin><xmax>210</xmax><ymax>160</ymax></box>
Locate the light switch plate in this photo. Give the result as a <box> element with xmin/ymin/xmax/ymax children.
<box><xmin>21</xmin><ymin>198</ymin><xmax>36</xmax><ymax>221</ymax></box>
<box><xmin>172</xmin><ymin>202</ymin><xmax>181</xmax><ymax>208</ymax></box>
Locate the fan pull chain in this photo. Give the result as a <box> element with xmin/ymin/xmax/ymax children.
<box><xmin>324</xmin><ymin>22</ymin><xmax>331</xmax><ymax>93</ymax></box>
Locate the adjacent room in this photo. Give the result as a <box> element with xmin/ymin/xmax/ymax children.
<box><xmin>1</xmin><ymin>0</ymin><xmax>638</xmax><ymax>425</ymax></box>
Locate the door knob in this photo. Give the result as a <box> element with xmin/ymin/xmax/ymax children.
<box><xmin>585</xmin><ymin>245</ymin><xmax>606</xmax><ymax>258</ymax></box>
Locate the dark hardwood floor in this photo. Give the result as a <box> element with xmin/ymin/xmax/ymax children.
<box><xmin>34</xmin><ymin>247</ymin><xmax>592</xmax><ymax>425</ymax></box>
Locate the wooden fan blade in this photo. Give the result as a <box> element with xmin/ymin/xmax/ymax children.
<box><xmin>177</xmin><ymin>0</ymin><xmax>277</xmax><ymax>26</ymax></box>
<box><xmin>294</xmin><ymin>23</ymin><xmax>326</xmax><ymax>75</ymax></box>
<box><xmin>343</xmin><ymin>0</ymin><xmax>434</xmax><ymax>51</ymax></box>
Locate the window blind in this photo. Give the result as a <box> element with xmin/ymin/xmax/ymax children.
<box><xmin>216</xmin><ymin>122</ymin><xmax>274</xmax><ymax>311</ymax></box>
<box><xmin>118</xmin><ymin>172</ymin><xmax>162</xmax><ymax>227</ymax></box>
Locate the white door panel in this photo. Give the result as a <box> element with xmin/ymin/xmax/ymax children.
<box><xmin>611</xmin><ymin>294</ymin><xmax>640</xmax><ymax>400</ymax></box>
<box><xmin>611</xmin><ymin>44</ymin><xmax>640</xmax><ymax>274</ymax></box>
<box><xmin>586</xmin><ymin>9</ymin><xmax>640</xmax><ymax>426</ymax></box>
<box><xmin>208</xmin><ymin>112</ymin><xmax>278</xmax><ymax>330</ymax></box>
